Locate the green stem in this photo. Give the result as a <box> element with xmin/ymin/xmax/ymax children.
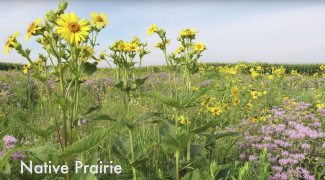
<box><xmin>176</xmin><ymin>150</ymin><xmax>180</xmax><ymax>180</ymax></box>
<box><xmin>44</xmin><ymin>83</ymin><xmax>63</xmax><ymax>151</ymax></box>
<box><xmin>129</xmin><ymin>128</ymin><xmax>136</xmax><ymax>180</ymax></box>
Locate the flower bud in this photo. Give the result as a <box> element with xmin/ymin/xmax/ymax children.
<box><xmin>39</xmin><ymin>53</ymin><xmax>45</xmax><ymax>60</ymax></box>
<box><xmin>46</xmin><ymin>44</ymin><xmax>52</xmax><ymax>52</ymax></box>
<box><xmin>55</xmin><ymin>9</ymin><xmax>64</xmax><ymax>16</ymax></box>
<box><xmin>57</xmin><ymin>0</ymin><xmax>68</xmax><ymax>11</ymax></box>
<box><xmin>176</xmin><ymin>37</ymin><xmax>181</xmax><ymax>41</ymax></box>
<box><xmin>36</xmin><ymin>38</ymin><xmax>42</xmax><ymax>43</ymax></box>
<box><xmin>25</xmin><ymin>48</ymin><xmax>31</xmax><ymax>57</ymax></box>
<box><xmin>45</xmin><ymin>10</ymin><xmax>58</xmax><ymax>23</ymax></box>
<box><xmin>13</xmin><ymin>42</ymin><xmax>22</xmax><ymax>51</ymax></box>
<box><xmin>142</xmin><ymin>42</ymin><xmax>147</xmax><ymax>47</ymax></box>
<box><xmin>162</xmin><ymin>30</ymin><xmax>166</xmax><ymax>36</ymax></box>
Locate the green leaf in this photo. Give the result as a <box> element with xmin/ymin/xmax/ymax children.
<box><xmin>17</xmin><ymin>121</ymin><xmax>47</xmax><ymax>138</ymax></box>
<box><xmin>44</xmin><ymin>123</ymin><xmax>62</xmax><ymax>137</ymax></box>
<box><xmin>0</xmin><ymin>128</ymin><xmax>10</xmax><ymax>140</ymax></box>
<box><xmin>147</xmin><ymin>119</ymin><xmax>165</xmax><ymax>124</ymax></box>
<box><xmin>180</xmin><ymin>166</ymin><xmax>210</xmax><ymax>180</ymax></box>
<box><xmin>181</xmin><ymin>86</ymin><xmax>211</xmax><ymax>108</ymax></box>
<box><xmin>161</xmin><ymin>132</ymin><xmax>192</xmax><ymax>151</ymax></box>
<box><xmin>133</xmin><ymin>91</ymin><xmax>181</xmax><ymax>108</ymax></box>
<box><xmin>84</xmin><ymin>114</ymin><xmax>116</xmax><ymax>121</ymax></box>
<box><xmin>190</xmin><ymin>62</ymin><xmax>199</xmax><ymax>75</ymax></box>
<box><xmin>159</xmin><ymin>120</ymin><xmax>176</xmax><ymax>138</ymax></box>
<box><xmin>183</xmin><ymin>144</ymin><xmax>205</xmax><ymax>159</ymax></box>
<box><xmin>72</xmin><ymin>154</ymin><xmax>98</xmax><ymax>180</ymax></box>
<box><xmin>62</xmin><ymin>117</ymin><xmax>122</xmax><ymax>157</ymax></box>
<box><xmin>0</xmin><ymin>162</ymin><xmax>10</xmax><ymax>180</ymax></box>
<box><xmin>0</xmin><ymin>146</ymin><xmax>23</xmax><ymax>169</ymax></box>
<box><xmin>133</xmin><ymin>112</ymin><xmax>161</xmax><ymax>124</ymax></box>
<box><xmin>27</xmin><ymin>144</ymin><xmax>61</xmax><ymax>155</ymax></box>
<box><xmin>55</xmin><ymin>98</ymin><xmax>70</xmax><ymax>110</ymax></box>
<box><xmin>134</xmin><ymin>77</ymin><xmax>149</xmax><ymax>87</ymax></box>
<box><xmin>215</xmin><ymin>132</ymin><xmax>239</xmax><ymax>140</ymax></box>
<box><xmin>190</xmin><ymin>120</ymin><xmax>219</xmax><ymax>134</ymax></box>
<box><xmin>70</xmin><ymin>70</ymin><xmax>82</xmax><ymax>79</ymax></box>
<box><xmin>114</xmin><ymin>82</ymin><xmax>124</xmax><ymax>90</ymax></box>
<box><xmin>113</xmin><ymin>135</ymin><xmax>131</xmax><ymax>158</ymax></box>
<box><xmin>112</xmin><ymin>145</ymin><xmax>129</xmax><ymax>162</ymax></box>
<box><xmin>82</xmin><ymin>106</ymin><xmax>100</xmax><ymax>115</ymax></box>
<box><xmin>83</xmin><ymin>62</ymin><xmax>97</xmax><ymax>75</ymax></box>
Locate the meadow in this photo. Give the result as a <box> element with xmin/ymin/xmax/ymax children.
<box><xmin>1</xmin><ymin>1</ymin><xmax>325</xmax><ymax>180</ymax></box>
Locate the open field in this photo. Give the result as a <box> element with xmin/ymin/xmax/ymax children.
<box><xmin>1</xmin><ymin>62</ymin><xmax>325</xmax><ymax>180</ymax></box>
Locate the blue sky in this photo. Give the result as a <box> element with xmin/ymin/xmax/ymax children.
<box><xmin>1</xmin><ymin>0</ymin><xmax>325</xmax><ymax>67</ymax></box>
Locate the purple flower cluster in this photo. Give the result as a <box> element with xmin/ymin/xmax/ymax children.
<box><xmin>238</xmin><ymin>100</ymin><xmax>325</xmax><ymax>179</ymax></box>
<box><xmin>3</xmin><ymin>135</ymin><xmax>17</xmax><ymax>149</ymax></box>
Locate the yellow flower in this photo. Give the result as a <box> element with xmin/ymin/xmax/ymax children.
<box><xmin>209</xmin><ymin>106</ymin><xmax>222</xmax><ymax>116</ymax></box>
<box><xmin>215</xmin><ymin>84</ymin><xmax>219</xmax><ymax>88</ymax></box>
<box><xmin>56</xmin><ymin>12</ymin><xmax>91</xmax><ymax>44</ymax></box>
<box><xmin>193</xmin><ymin>42</ymin><xmax>205</xmax><ymax>51</ymax></box>
<box><xmin>153</xmin><ymin>42</ymin><xmax>163</xmax><ymax>49</ymax></box>
<box><xmin>4</xmin><ymin>31</ymin><xmax>20</xmax><ymax>55</ymax></box>
<box><xmin>263</xmin><ymin>91</ymin><xmax>267</xmax><ymax>94</ymax></box>
<box><xmin>147</xmin><ymin>23</ymin><xmax>158</xmax><ymax>36</ymax></box>
<box><xmin>231</xmin><ymin>86</ymin><xmax>239</xmax><ymax>96</ymax></box>
<box><xmin>90</xmin><ymin>12</ymin><xmax>109</xmax><ymax>28</ymax></box>
<box><xmin>268</xmin><ymin>75</ymin><xmax>273</xmax><ymax>80</ymax></box>
<box><xmin>179</xmin><ymin>116</ymin><xmax>185</xmax><ymax>124</ymax></box>
<box><xmin>198</xmin><ymin>108</ymin><xmax>202</xmax><ymax>115</ymax></box>
<box><xmin>118</xmin><ymin>41</ymin><xmax>128</xmax><ymax>51</ymax></box>
<box><xmin>179</xmin><ymin>29</ymin><xmax>199</xmax><ymax>36</ymax></box>
<box><xmin>25</xmin><ymin>18</ymin><xmax>43</xmax><ymax>42</ymax></box>
<box><xmin>233</xmin><ymin>98</ymin><xmax>240</xmax><ymax>106</ymax></box>
<box><xmin>0</xmin><ymin>113</ymin><xmax>5</xmax><ymax>117</ymax></box>
<box><xmin>250</xmin><ymin>117</ymin><xmax>258</xmax><ymax>123</ymax></box>
<box><xmin>23</xmin><ymin>63</ymin><xmax>31</xmax><ymax>74</ymax></box>
<box><xmin>150</xmin><ymin>142</ymin><xmax>156</xmax><ymax>148</ymax></box>
<box><xmin>98</xmin><ymin>49</ymin><xmax>107</xmax><ymax>60</ymax></box>
<box><xmin>175</xmin><ymin>45</ymin><xmax>184</xmax><ymax>54</ymax></box>
<box><xmin>126</xmin><ymin>43</ymin><xmax>140</xmax><ymax>52</ymax></box>
<box><xmin>260</xmin><ymin>116</ymin><xmax>266</xmax><ymax>121</ymax></box>
<box><xmin>132</xmin><ymin>36</ymin><xmax>140</xmax><ymax>43</ymax></box>
<box><xmin>317</xmin><ymin>103</ymin><xmax>324</xmax><ymax>109</ymax></box>
<box><xmin>80</xmin><ymin>44</ymin><xmax>95</xmax><ymax>63</ymax></box>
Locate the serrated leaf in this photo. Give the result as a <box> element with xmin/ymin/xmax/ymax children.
<box><xmin>183</xmin><ymin>144</ymin><xmax>205</xmax><ymax>159</ymax></box>
<box><xmin>27</xmin><ymin>144</ymin><xmax>61</xmax><ymax>155</ymax></box>
<box><xmin>215</xmin><ymin>132</ymin><xmax>239</xmax><ymax>140</ymax></box>
<box><xmin>0</xmin><ymin>161</ymin><xmax>10</xmax><ymax>180</ymax></box>
<box><xmin>62</xmin><ymin>117</ymin><xmax>122</xmax><ymax>157</ymax></box>
<box><xmin>181</xmin><ymin>86</ymin><xmax>211</xmax><ymax>108</ymax></box>
<box><xmin>190</xmin><ymin>120</ymin><xmax>219</xmax><ymax>134</ymax></box>
<box><xmin>133</xmin><ymin>112</ymin><xmax>161</xmax><ymax>124</ymax></box>
<box><xmin>180</xmin><ymin>166</ymin><xmax>210</xmax><ymax>180</ymax></box>
<box><xmin>55</xmin><ymin>98</ymin><xmax>70</xmax><ymax>109</ymax></box>
<box><xmin>82</xmin><ymin>106</ymin><xmax>100</xmax><ymax>116</ymax></box>
<box><xmin>135</xmin><ymin>77</ymin><xmax>149</xmax><ymax>87</ymax></box>
<box><xmin>84</xmin><ymin>114</ymin><xmax>116</xmax><ymax>121</ymax></box>
<box><xmin>83</xmin><ymin>62</ymin><xmax>97</xmax><ymax>75</ymax></box>
<box><xmin>161</xmin><ymin>132</ymin><xmax>192</xmax><ymax>151</ymax></box>
<box><xmin>17</xmin><ymin>121</ymin><xmax>47</xmax><ymax>138</ymax></box>
<box><xmin>0</xmin><ymin>128</ymin><xmax>10</xmax><ymax>140</ymax></box>
<box><xmin>0</xmin><ymin>146</ymin><xmax>24</xmax><ymax>169</ymax></box>
<box><xmin>112</xmin><ymin>145</ymin><xmax>129</xmax><ymax>162</ymax></box>
<box><xmin>133</xmin><ymin>91</ymin><xmax>181</xmax><ymax>108</ymax></box>
<box><xmin>44</xmin><ymin>123</ymin><xmax>62</xmax><ymax>137</ymax></box>
<box><xmin>72</xmin><ymin>154</ymin><xmax>97</xmax><ymax>180</ymax></box>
